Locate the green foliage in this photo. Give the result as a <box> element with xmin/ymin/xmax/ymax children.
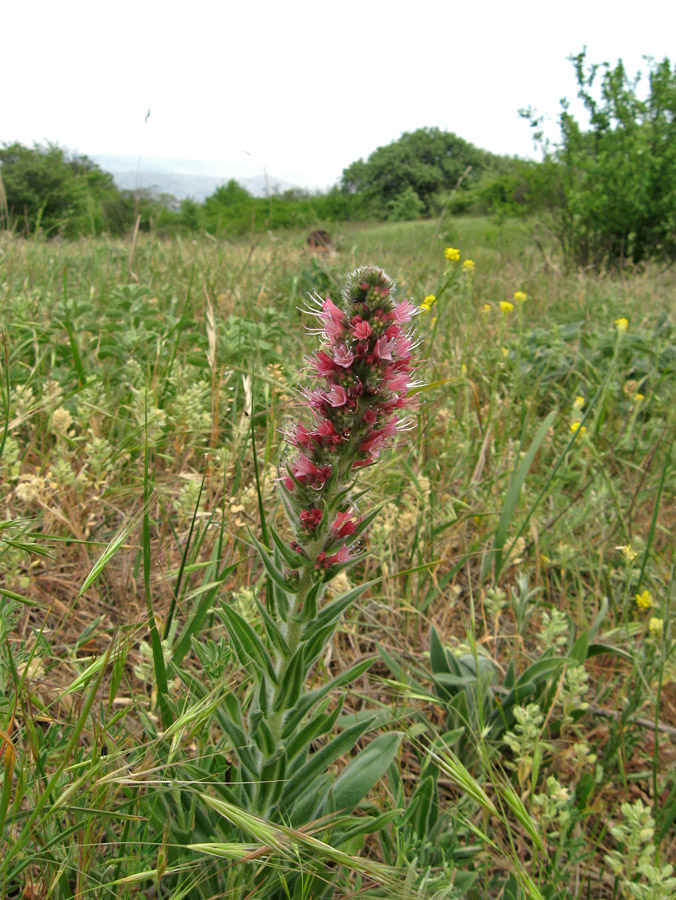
<box><xmin>389</xmin><ymin>185</ymin><xmax>425</xmax><ymax>222</ymax></box>
<box><xmin>0</xmin><ymin>141</ymin><xmax>179</xmax><ymax>237</ymax></box>
<box><xmin>341</xmin><ymin>127</ymin><xmax>498</xmax><ymax>217</ymax></box>
<box><xmin>446</xmin><ymin>158</ymin><xmax>561</xmax><ymax>219</ymax></box>
<box><xmin>526</xmin><ymin>51</ymin><xmax>676</xmax><ymax>268</ymax></box>
<box><xmin>2</xmin><ymin>224</ymin><xmax>676</xmax><ymax>899</ymax></box>
<box><xmin>0</xmin><ymin>142</ymin><xmax>116</xmax><ymax>236</ymax></box>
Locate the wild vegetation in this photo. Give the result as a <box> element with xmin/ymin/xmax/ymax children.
<box><xmin>1</xmin><ymin>212</ymin><xmax>675</xmax><ymax>898</ymax></box>
<box><xmin>3</xmin><ymin>53</ymin><xmax>675</xmax><ymax>274</ymax></box>
<box><xmin>1</xmin><ymin>49</ymin><xmax>676</xmax><ymax>900</ymax></box>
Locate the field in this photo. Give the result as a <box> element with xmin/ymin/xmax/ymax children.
<box><xmin>1</xmin><ymin>218</ymin><xmax>675</xmax><ymax>900</ymax></box>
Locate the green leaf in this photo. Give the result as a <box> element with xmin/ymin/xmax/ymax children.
<box><xmin>219</xmin><ymin>602</ymin><xmax>277</xmax><ymax>683</ymax></box>
<box><xmin>270</xmin><ymin>526</ymin><xmax>307</xmax><ymax>568</ymax></box>
<box><xmin>489</xmin><ymin>409</ymin><xmax>558</xmax><ymax>579</ymax></box>
<box><xmin>327</xmin><ymin>732</ymin><xmax>402</xmax><ymax>814</ymax></box>
<box><xmin>284</xmin><ymin>698</ymin><xmax>344</xmax><ymax>762</ymax></box>
<box><xmin>282</xmin><ymin>656</ymin><xmax>375</xmax><ymax>737</ymax></box>
<box><xmin>273</xmin><ymin>645</ymin><xmax>306</xmax><ymax>713</ymax></box>
<box><xmin>282</xmin><ymin>718</ymin><xmax>376</xmax><ymax>809</ymax></box>
<box><xmin>310</xmin><ymin>577</ymin><xmax>380</xmax><ymax>635</ymax></box>
<box><xmin>429</xmin><ymin>626</ymin><xmax>451</xmax><ymax>676</ymax></box>
<box><xmin>248</xmin><ymin>530</ymin><xmax>296</xmax><ymax>592</ymax></box>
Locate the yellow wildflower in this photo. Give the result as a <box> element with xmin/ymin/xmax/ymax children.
<box><xmin>570</xmin><ymin>422</ymin><xmax>586</xmax><ymax>435</ymax></box>
<box><xmin>649</xmin><ymin>617</ymin><xmax>663</xmax><ymax>636</ymax></box>
<box><xmin>462</xmin><ymin>259</ymin><xmax>475</xmax><ymax>272</ymax></box>
<box><xmin>635</xmin><ymin>589</ymin><xmax>653</xmax><ymax>609</ymax></box>
<box><xmin>444</xmin><ymin>247</ymin><xmax>460</xmax><ymax>261</ymax></box>
<box><xmin>514</xmin><ymin>290</ymin><xmax>527</xmax><ymax>302</ymax></box>
<box><xmin>573</xmin><ymin>396</ymin><xmax>585</xmax><ymax>410</ymax></box>
<box><xmin>481</xmin><ymin>303</ymin><xmax>492</xmax><ymax>314</ymax></box>
<box><xmin>615</xmin><ymin>317</ymin><xmax>628</xmax><ymax>332</ymax></box>
<box><xmin>635</xmin><ymin>393</ymin><xmax>645</xmax><ymax>403</ymax></box>
<box><xmin>501</xmin><ymin>346</ymin><xmax>509</xmax><ymax>358</ymax></box>
<box><xmin>500</xmin><ymin>301</ymin><xmax>514</xmax><ymax>314</ymax></box>
<box><xmin>423</xmin><ymin>294</ymin><xmax>436</xmax><ymax>308</ymax></box>
<box><xmin>617</xmin><ymin>544</ymin><xmax>637</xmax><ymax>562</ymax></box>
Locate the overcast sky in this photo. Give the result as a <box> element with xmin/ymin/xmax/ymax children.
<box><xmin>5</xmin><ymin>0</ymin><xmax>676</xmax><ymax>189</ymax></box>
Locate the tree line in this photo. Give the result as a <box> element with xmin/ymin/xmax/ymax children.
<box><xmin>2</xmin><ymin>52</ymin><xmax>675</xmax><ymax>269</ymax></box>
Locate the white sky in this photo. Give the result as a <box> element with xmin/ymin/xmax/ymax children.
<box><xmin>5</xmin><ymin>0</ymin><xmax>676</xmax><ymax>189</ymax></box>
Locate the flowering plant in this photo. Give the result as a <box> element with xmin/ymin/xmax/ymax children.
<box><xmin>214</xmin><ymin>267</ymin><xmax>419</xmax><ymax>864</ymax></box>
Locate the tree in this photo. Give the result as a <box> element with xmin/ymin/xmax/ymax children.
<box><xmin>0</xmin><ymin>142</ymin><xmax>121</xmax><ymax>236</ymax></box>
<box><xmin>525</xmin><ymin>52</ymin><xmax>676</xmax><ymax>268</ymax></box>
<box><xmin>340</xmin><ymin>127</ymin><xmax>497</xmax><ymax>217</ymax></box>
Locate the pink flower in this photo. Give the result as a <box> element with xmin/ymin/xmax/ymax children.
<box><xmin>300</xmin><ymin>508</ymin><xmax>323</xmax><ymax>532</ymax></box>
<box><xmin>328</xmin><ymin>545</ymin><xmax>352</xmax><ymax>565</ymax></box>
<box><xmin>331</xmin><ymin>509</ymin><xmax>359</xmax><ymax>537</ymax></box>
<box><xmin>352</xmin><ymin>318</ymin><xmax>372</xmax><ymax>340</ymax></box>
<box><xmin>332</xmin><ymin>344</ymin><xmax>355</xmax><ymax>368</ymax></box>
<box><xmin>309</xmin><ymin>351</ymin><xmax>336</xmax><ymax>377</ymax></box>
<box><xmin>390</xmin><ymin>299</ymin><xmax>417</xmax><ymax>324</ymax></box>
<box><xmin>326</xmin><ymin>384</ymin><xmax>349</xmax><ymax>407</ymax></box>
<box><xmin>383</xmin><ymin>371</ymin><xmax>411</xmax><ymax>392</ymax></box>
<box><xmin>318</xmin><ymin>297</ymin><xmax>346</xmax><ymax>339</ymax></box>
<box><xmin>292</xmin><ymin>454</ymin><xmax>319</xmax><ymax>479</ymax></box>
<box><xmin>374</xmin><ymin>335</ymin><xmax>395</xmax><ymax>361</ymax></box>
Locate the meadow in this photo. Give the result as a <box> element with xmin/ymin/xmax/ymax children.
<box><xmin>1</xmin><ymin>217</ymin><xmax>675</xmax><ymax>900</ymax></box>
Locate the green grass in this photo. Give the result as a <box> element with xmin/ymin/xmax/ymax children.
<box><xmin>1</xmin><ymin>217</ymin><xmax>675</xmax><ymax>899</ymax></box>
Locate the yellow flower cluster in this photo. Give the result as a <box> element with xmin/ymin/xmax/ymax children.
<box><xmin>649</xmin><ymin>617</ymin><xmax>663</xmax><ymax>636</ymax></box>
<box><xmin>481</xmin><ymin>303</ymin><xmax>492</xmax><ymax>314</ymax></box>
<box><xmin>570</xmin><ymin>422</ymin><xmax>586</xmax><ymax>435</ymax></box>
<box><xmin>615</xmin><ymin>317</ymin><xmax>628</xmax><ymax>332</ymax></box>
<box><xmin>514</xmin><ymin>291</ymin><xmax>527</xmax><ymax>302</ymax></box>
<box><xmin>617</xmin><ymin>544</ymin><xmax>638</xmax><ymax>562</ymax></box>
<box><xmin>419</xmin><ymin>294</ymin><xmax>437</xmax><ymax>314</ymax></box>
<box><xmin>635</xmin><ymin>589</ymin><xmax>654</xmax><ymax>609</ymax></box>
<box><xmin>462</xmin><ymin>258</ymin><xmax>475</xmax><ymax>272</ymax></box>
<box><xmin>573</xmin><ymin>396</ymin><xmax>585</xmax><ymax>410</ymax></box>
<box><xmin>444</xmin><ymin>247</ymin><xmax>460</xmax><ymax>261</ymax></box>
<box><xmin>500</xmin><ymin>300</ymin><xmax>514</xmax><ymax>315</ymax></box>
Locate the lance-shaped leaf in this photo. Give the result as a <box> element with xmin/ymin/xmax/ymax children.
<box><xmin>308</xmin><ymin>578</ymin><xmax>380</xmax><ymax>638</ymax></box>
<box><xmin>258</xmin><ymin>751</ymin><xmax>287</xmax><ymax>810</ymax></box>
<box><xmin>325</xmin><ymin>732</ymin><xmax>402</xmax><ymax>814</ymax></box>
<box><xmin>248</xmin><ymin>530</ymin><xmax>297</xmax><ymax>592</ymax></box>
<box><xmin>255</xmin><ymin>596</ymin><xmax>290</xmax><ymax>657</ymax></box>
<box><xmin>219</xmin><ymin>603</ymin><xmax>278</xmax><ymax>684</ymax></box>
<box><xmin>284</xmin><ymin>697</ymin><xmax>344</xmax><ymax>763</ymax></box>
<box><xmin>281</xmin><ymin>717</ymin><xmax>376</xmax><ymax>810</ymax></box>
<box><xmin>270</xmin><ymin>525</ymin><xmax>307</xmax><ymax>568</ymax></box>
<box><xmin>282</xmin><ymin>657</ymin><xmax>375</xmax><ymax>737</ymax></box>
<box><xmin>272</xmin><ymin>645</ymin><xmax>306</xmax><ymax>713</ymax></box>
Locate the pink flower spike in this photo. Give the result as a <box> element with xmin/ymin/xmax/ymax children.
<box><xmin>391</xmin><ymin>299</ymin><xmax>417</xmax><ymax>324</ymax></box>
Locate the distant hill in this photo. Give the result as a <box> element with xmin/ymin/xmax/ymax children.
<box><xmin>91</xmin><ymin>154</ymin><xmax>317</xmax><ymax>201</ymax></box>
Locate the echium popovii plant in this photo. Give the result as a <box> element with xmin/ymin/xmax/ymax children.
<box><xmin>205</xmin><ymin>267</ymin><xmax>419</xmax><ymax>891</ymax></box>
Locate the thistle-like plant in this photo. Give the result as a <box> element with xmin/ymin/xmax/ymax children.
<box><xmin>194</xmin><ymin>267</ymin><xmax>419</xmax><ymax>891</ymax></box>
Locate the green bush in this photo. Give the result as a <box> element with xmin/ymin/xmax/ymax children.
<box><xmin>525</xmin><ymin>52</ymin><xmax>676</xmax><ymax>268</ymax></box>
<box><xmin>0</xmin><ymin>142</ymin><xmax>121</xmax><ymax>237</ymax></box>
